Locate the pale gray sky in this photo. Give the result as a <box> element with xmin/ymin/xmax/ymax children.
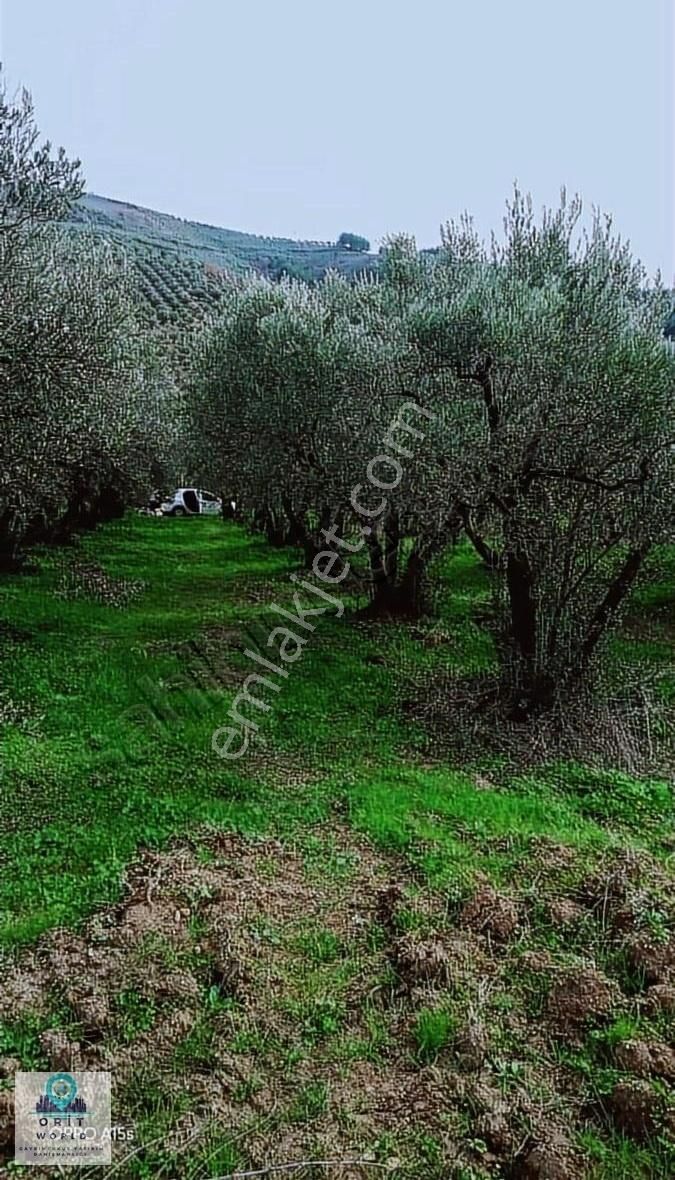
<box><xmin>2</xmin><ymin>0</ymin><xmax>673</xmax><ymax>278</ymax></box>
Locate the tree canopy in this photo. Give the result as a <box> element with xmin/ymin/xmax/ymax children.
<box><xmin>337</xmin><ymin>231</ymin><xmax>370</xmax><ymax>253</ymax></box>
<box><xmin>193</xmin><ymin>189</ymin><xmax>675</xmax><ymax>715</ymax></box>
<box><xmin>0</xmin><ymin>79</ymin><xmax>182</xmax><ymax>567</ymax></box>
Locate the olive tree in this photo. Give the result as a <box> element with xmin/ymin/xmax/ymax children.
<box><xmin>337</xmin><ymin>232</ymin><xmax>370</xmax><ymax>253</ymax></box>
<box><xmin>193</xmin><ymin>189</ymin><xmax>674</xmax><ymax>691</ymax></box>
<box><xmin>0</xmin><ymin>84</ymin><xmax>82</xmax><ymax>247</ymax></box>
<box><xmin>0</xmin><ymin>230</ymin><xmax>182</xmax><ymax>565</ymax></box>
<box><xmin>0</xmin><ymin>80</ymin><xmax>182</xmax><ymax>567</ymax></box>
<box><xmin>409</xmin><ymin>190</ymin><xmax>675</xmax><ymax>712</ymax></box>
<box><xmin>192</xmin><ymin>264</ymin><xmax>455</xmax><ymax>613</ymax></box>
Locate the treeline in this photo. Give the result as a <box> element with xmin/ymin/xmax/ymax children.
<box><xmin>0</xmin><ymin>85</ymin><xmax>183</xmax><ymax>570</ymax></box>
<box><xmin>192</xmin><ymin>200</ymin><xmax>675</xmax><ymax>715</ymax></box>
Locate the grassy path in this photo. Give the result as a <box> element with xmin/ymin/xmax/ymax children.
<box><xmin>0</xmin><ymin>516</ymin><xmax>672</xmax><ymax>945</ymax></box>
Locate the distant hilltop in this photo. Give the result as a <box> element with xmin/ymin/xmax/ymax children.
<box><xmin>70</xmin><ymin>193</ymin><xmax>378</xmax><ymax>280</ymax></box>
<box><xmin>66</xmin><ymin>193</ymin><xmax>378</xmax><ymax>328</ymax></box>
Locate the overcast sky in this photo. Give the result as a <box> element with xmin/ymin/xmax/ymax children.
<box><xmin>2</xmin><ymin>0</ymin><xmax>673</xmax><ymax>278</ymax></box>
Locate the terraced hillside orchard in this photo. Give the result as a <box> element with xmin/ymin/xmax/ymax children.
<box><xmin>68</xmin><ymin>194</ymin><xmax>379</xmax><ymax>325</ymax></box>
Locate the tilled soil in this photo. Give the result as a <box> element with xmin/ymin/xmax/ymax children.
<box><xmin>1</xmin><ymin>829</ymin><xmax>674</xmax><ymax>1178</ymax></box>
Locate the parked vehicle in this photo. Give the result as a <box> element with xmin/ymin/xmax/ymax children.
<box><xmin>160</xmin><ymin>488</ymin><xmax>222</xmax><ymax>516</ymax></box>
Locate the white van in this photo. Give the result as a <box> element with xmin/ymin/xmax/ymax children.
<box><xmin>160</xmin><ymin>488</ymin><xmax>222</xmax><ymax>516</ymax></box>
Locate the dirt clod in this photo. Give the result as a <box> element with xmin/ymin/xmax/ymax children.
<box><xmin>613</xmin><ymin>1038</ymin><xmax>653</xmax><ymax>1076</ymax></box>
<box><xmin>643</xmin><ymin>982</ymin><xmax>675</xmax><ymax>1014</ymax></box>
<box><xmin>0</xmin><ymin>1088</ymin><xmax>14</xmax><ymax>1149</ymax></box>
<box><xmin>614</xmin><ymin>1038</ymin><xmax>675</xmax><ymax>1080</ymax></box>
<box><xmin>547</xmin><ymin>898</ymin><xmax>584</xmax><ymax>928</ymax></box>
<box><xmin>473</xmin><ymin>1082</ymin><xmax>514</xmax><ymax>1155</ymax></box>
<box><xmin>66</xmin><ymin>991</ymin><xmax>111</xmax><ymax>1036</ymax></box>
<box><xmin>604</xmin><ymin>1079</ymin><xmax>664</xmax><ymax>1142</ymax></box>
<box><xmin>455</xmin><ymin>1018</ymin><xmax>490</xmax><ymax>1070</ymax></box>
<box><xmin>38</xmin><ymin>1029</ymin><xmax>83</xmax><ymax>1072</ymax></box>
<box><xmin>624</xmin><ymin>933</ymin><xmax>675</xmax><ymax>986</ymax></box>
<box><xmin>460</xmin><ymin>884</ymin><xmax>519</xmax><ymax>943</ymax></box>
<box><xmin>520</xmin><ymin>949</ymin><xmax>555</xmax><ymax>973</ymax></box>
<box><xmin>480</xmin><ymin>1109</ymin><xmax>514</xmax><ymax>1155</ymax></box>
<box><xmin>546</xmin><ymin>966</ymin><xmax>620</xmax><ymax>1035</ymax></box>
<box><xmin>515</xmin><ymin>1145</ymin><xmax>580</xmax><ymax>1179</ymax></box>
<box><xmin>376</xmin><ymin>883</ymin><xmax>405</xmax><ymax>932</ymax></box>
<box><xmin>391</xmin><ymin>934</ymin><xmax>451</xmax><ymax>989</ymax></box>
<box><xmin>648</xmin><ymin>1042</ymin><xmax>675</xmax><ymax>1080</ymax></box>
<box><xmin>613</xmin><ymin>1043</ymin><xmax>675</xmax><ymax>1080</ymax></box>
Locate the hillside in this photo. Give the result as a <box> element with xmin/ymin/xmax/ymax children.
<box><xmin>68</xmin><ymin>197</ymin><xmax>674</xmax><ymax>336</ymax></box>
<box><xmin>68</xmin><ymin>193</ymin><xmax>379</xmax><ymax>326</ymax></box>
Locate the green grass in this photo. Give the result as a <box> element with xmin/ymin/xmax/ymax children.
<box><xmin>1</xmin><ymin>520</ymin><xmax>674</xmax><ymax>1178</ymax></box>
<box><xmin>0</xmin><ymin>518</ymin><xmax>307</xmax><ymax>942</ymax></box>
<box><xmin>0</xmin><ymin>1011</ymin><xmax>52</xmax><ymax>1071</ymax></box>
<box><xmin>293</xmin><ymin>928</ymin><xmax>344</xmax><ymax>963</ymax></box>
<box><xmin>413</xmin><ymin>1007</ymin><xmax>456</xmax><ymax>1064</ymax></box>
<box><xmin>114</xmin><ymin>989</ymin><xmax>158</xmax><ymax>1042</ymax></box>
<box><xmin>578</xmin><ymin>1127</ymin><xmax>675</xmax><ymax>1180</ymax></box>
<box><xmin>0</xmin><ymin>516</ymin><xmax>672</xmax><ymax>944</ymax></box>
<box><xmin>288</xmin><ymin>1080</ymin><xmax>329</xmax><ymax>1124</ymax></box>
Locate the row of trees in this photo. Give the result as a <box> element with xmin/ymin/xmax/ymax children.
<box><xmin>0</xmin><ymin>84</ymin><xmax>183</xmax><ymax>569</ymax></box>
<box><xmin>2</xmin><ymin>77</ymin><xmax>673</xmax><ymax>718</ymax></box>
<box><xmin>192</xmin><ymin>193</ymin><xmax>675</xmax><ymax>715</ymax></box>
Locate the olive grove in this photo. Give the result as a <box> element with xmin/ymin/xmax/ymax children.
<box><xmin>193</xmin><ymin>191</ymin><xmax>675</xmax><ymax>713</ymax></box>
<box><xmin>192</xmin><ymin>245</ymin><xmax>462</xmax><ymax>617</ymax></box>
<box><xmin>2</xmin><ymin>74</ymin><xmax>672</xmax><ymax>716</ymax></box>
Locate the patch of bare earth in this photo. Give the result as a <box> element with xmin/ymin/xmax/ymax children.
<box><xmin>400</xmin><ymin>669</ymin><xmax>675</xmax><ymax>778</ymax></box>
<box><xmin>0</xmin><ymin>833</ymin><xmax>674</xmax><ymax>1177</ymax></box>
